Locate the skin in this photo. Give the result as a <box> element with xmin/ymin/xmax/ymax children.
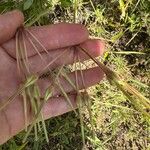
<box><xmin>0</xmin><ymin>10</ymin><xmax>105</xmax><ymax>144</ymax></box>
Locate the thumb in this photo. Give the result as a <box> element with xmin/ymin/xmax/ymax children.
<box><xmin>0</xmin><ymin>10</ymin><xmax>24</xmax><ymax>45</ymax></box>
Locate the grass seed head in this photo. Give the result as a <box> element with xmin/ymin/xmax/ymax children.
<box><xmin>24</xmin><ymin>75</ymin><xmax>38</xmax><ymax>88</ymax></box>
<box><xmin>44</xmin><ymin>88</ymin><xmax>52</xmax><ymax>101</ymax></box>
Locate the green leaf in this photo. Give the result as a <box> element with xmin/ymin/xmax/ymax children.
<box><xmin>111</xmin><ymin>31</ymin><xmax>124</xmax><ymax>43</ymax></box>
<box><xmin>60</xmin><ymin>0</ymin><xmax>72</xmax><ymax>8</ymax></box>
<box><xmin>119</xmin><ymin>0</ymin><xmax>126</xmax><ymax>18</ymax></box>
<box><xmin>16</xmin><ymin>142</ymin><xmax>28</xmax><ymax>150</ymax></box>
<box><xmin>23</xmin><ymin>0</ymin><xmax>34</xmax><ymax>10</ymax></box>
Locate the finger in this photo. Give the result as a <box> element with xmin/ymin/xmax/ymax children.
<box><xmin>2</xmin><ymin>23</ymin><xmax>89</xmax><ymax>58</ymax></box>
<box><xmin>0</xmin><ymin>10</ymin><xmax>24</xmax><ymax>44</ymax></box>
<box><xmin>29</xmin><ymin>39</ymin><xmax>105</xmax><ymax>73</ymax></box>
<box><xmin>7</xmin><ymin>93</ymin><xmax>79</xmax><ymax>143</ymax></box>
<box><xmin>42</xmin><ymin>94</ymin><xmax>78</xmax><ymax>119</ymax></box>
<box><xmin>39</xmin><ymin>67</ymin><xmax>104</xmax><ymax>96</ymax></box>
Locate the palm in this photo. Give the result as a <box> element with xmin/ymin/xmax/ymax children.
<box><xmin>0</xmin><ymin>10</ymin><xmax>104</xmax><ymax>144</ymax></box>
<box><xmin>0</xmin><ymin>46</ymin><xmax>24</xmax><ymax>143</ymax></box>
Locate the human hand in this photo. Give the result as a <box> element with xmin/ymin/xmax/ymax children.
<box><xmin>0</xmin><ymin>10</ymin><xmax>105</xmax><ymax>144</ymax></box>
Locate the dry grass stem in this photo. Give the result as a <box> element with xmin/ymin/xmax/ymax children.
<box><xmin>78</xmin><ymin>46</ymin><xmax>150</xmax><ymax>119</ymax></box>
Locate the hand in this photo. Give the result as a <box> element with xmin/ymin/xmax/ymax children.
<box><xmin>0</xmin><ymin>10</ymin><xmax>105</xmax><ymax>144</ymax></box>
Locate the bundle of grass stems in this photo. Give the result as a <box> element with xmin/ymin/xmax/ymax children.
<box><xmin>0</xmin><ymin>25</ymin><xmax>149</xmax><ymax>148</ymax></box>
